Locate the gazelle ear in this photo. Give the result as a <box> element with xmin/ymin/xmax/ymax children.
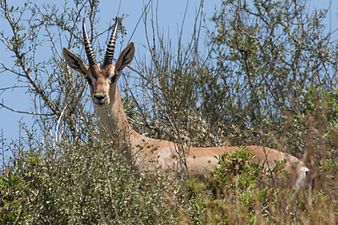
<box><xmin>115</xmin><ymin>42</ymin><xmax>135</xmax><ymax>75</ymax></box>
<box><xmin>63</xmin><ymin>48</ymin><xmax>88</xmax><ymax>75</ymax></box>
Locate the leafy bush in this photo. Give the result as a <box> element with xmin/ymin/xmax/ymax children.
<box><xmin>1</xmin><ymin>139</ymin><xmax>336</xmax><ymax>224</ymax></box>
<box><xmin>0</xmin><ymin>139</ymin><xmax>180</xmax><ymax>224</ymax></box>
<box><xmin>185</xmin><ymin>147</ymin><xmax>336</xmax><ymax>225</ymax></box>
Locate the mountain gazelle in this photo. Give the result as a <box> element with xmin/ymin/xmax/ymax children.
<box><xmin>63</xmin><ymin>19</ymin><xmax>309</xmax><ymax>189</ymax></box>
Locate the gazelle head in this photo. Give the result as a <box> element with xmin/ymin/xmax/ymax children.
<box><xmin>63</xmin><ymin>19</ymin><xmax>135</xmax><ymax>105</ymax></box>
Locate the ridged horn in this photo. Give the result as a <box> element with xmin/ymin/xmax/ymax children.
<box><xmin>82</xmin><ymin>19</ymin><xmax>97</xmax><ymax>66</ymax></box>
<box><xmin>103</xmin><ymin>17</ymin><xmax>118</xmax><ymax>66</ymax></box>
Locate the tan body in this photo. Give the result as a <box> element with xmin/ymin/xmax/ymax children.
<box><xmin>96</xmin><ymin>86</ymin><xmax>308</xmax><ymax>188</ymax></box>
<box><xmin>63</xmin><ymin>20</ymin><xmax>309</xmax><ymax>189</ymax></box>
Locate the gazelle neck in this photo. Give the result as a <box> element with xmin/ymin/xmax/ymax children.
<box><xmin>94</xmin><ymin>85</ymin><xmax>133</xmax><ymax>142</ymax></box>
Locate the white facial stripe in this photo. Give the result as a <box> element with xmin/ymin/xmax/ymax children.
<box><xmin>87</xmin><ymin>72</ymin><xmax>96</xmax><ymax>86</ymax></box>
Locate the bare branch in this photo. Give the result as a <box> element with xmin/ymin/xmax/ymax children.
<box><xmin>0</xmin><ymin>100</ymin><xmax>53</xmax><ymax>116</ymax></box>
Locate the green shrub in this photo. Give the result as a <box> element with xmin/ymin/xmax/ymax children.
<box><xmin>185</xmin><ymin>147</ymin><xmax>336</xmax><ymax>225</ymax></box>
<box><xmin>0</xmin><ymin>139</ymin><xmax>180</xmax><ymax>224</ymax></box>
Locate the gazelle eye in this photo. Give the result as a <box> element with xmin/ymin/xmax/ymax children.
<box><xmin>110</xmin><ymin>75</ymin><xmax>117</xmax><ymax>83</ymax></box>
<box><xmin>86</xmin><ymin>77</ymin><xmax>93</xmax><ymax>85</ymax></box>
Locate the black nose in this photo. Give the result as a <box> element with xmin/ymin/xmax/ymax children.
<box><xmin>94</xmin><ymin>94</ymin><xmax>105</xmax><ymax>100</ymax></box>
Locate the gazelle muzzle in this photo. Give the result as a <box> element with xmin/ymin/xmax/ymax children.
<box><xmin>93</xmin><ymin>93</ymin><xmax>109</xmax><ymax>105</ymax></box>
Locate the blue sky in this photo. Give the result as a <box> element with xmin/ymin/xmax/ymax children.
<box><xmin>0</xmin><ymin>0</ymin><xmax>337</xmax><ymax>141</ymax></box>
